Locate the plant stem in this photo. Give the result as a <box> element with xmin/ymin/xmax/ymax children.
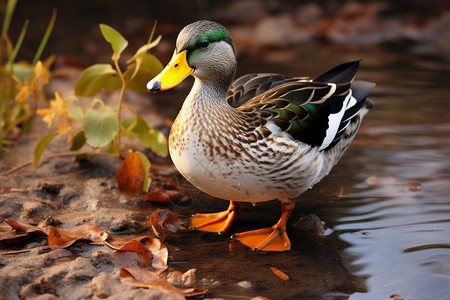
<box><xmin>113</xmin><ymin>58</ymin><xmax>126</xmax><ymax>157</ymax></box>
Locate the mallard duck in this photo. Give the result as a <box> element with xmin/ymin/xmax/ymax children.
<box><xmin>147</xmin><ymin>20</ymin><xmax>374</xmax><ymax>251</ymax></box>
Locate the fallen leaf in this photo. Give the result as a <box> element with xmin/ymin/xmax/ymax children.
<box><xmin>120</xmin><ymin>267</ymin><xmax>185</xmax><ymax>300</ymax></box>
<box><xmin>48</xmin><ymin>224</ymin><xmax>108</xmax><ymax>249</ymax></box>
<box><xmin>159</xmin><ymin>268</ymin><xmax>197</xmax><ymax>288</ymax></box>
<box><xmin>0</xmin><ymin>217</ymin><xmax>48</xmax><ymax>234</ymax></box>
<box><xmin>270</xmin><ymin>267</ymin><xmax>289</xmax><ymax>280</ymax></box>
<box><xmin>0</xmin><ymin>217</ymin><xmax>48</xmax><ymax>249</ymax></box>
<box><xmin>103</xmin><ymin>237</ymin><xmax>127</xmax><ymax>250</ymax></box>
<box><xmin>116</xmin><ymin>151</ymin><xmax>146</xmax><ymax>196</ymax></box>
<box><xmin>106</xmin><ymin>236</ymin><xmax>168</xmax><ymax>270</ymax></box>
<box><xmin>149</xmin><ymin>209</ymin><xmax>187</xmax><ymax>239</ymax></box>
<box><xmin>181</xmin><ymin>287</ymin><xmax>208</xmax><ymax>298</ymax></box>
<box><xmin>139</xmin><ymin>236</ymin><xmax>168</xmax><ymax>270</ymax></box>
<box><xmin>113</xmin><ymin>240</ymin><xmax>154</xmax><ymax>269</ymax></box>
<box><xmin>143</xmin><ymin>189</ymin><xmax>186</xmax><ymax>204</ymax></box>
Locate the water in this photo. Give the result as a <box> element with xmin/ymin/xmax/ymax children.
<box><xmin>307</xmin><ymin>50</ymin><xmax>450</xmax><ymax>299</ymax></box>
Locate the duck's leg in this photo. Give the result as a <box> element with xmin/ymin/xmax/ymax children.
<box><xmin>233</xmin><ymin>201</ymin><xmax>295</xmax><ymax>251</ymax></box>
<box><xmin>190</xmin><ymin>201</ymin><xmax>242</xmax><ymax>234</ymax></box>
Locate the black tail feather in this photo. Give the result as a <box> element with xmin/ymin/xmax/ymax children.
<box><xmin>351</xmin><ymin>80</ymin><xmax>376</xmax><ymax>102</ymax></box>
<box><xmin>315</xmin><ymin>61</ymin><xmax>360</xmax><ymax>84</ymax></box>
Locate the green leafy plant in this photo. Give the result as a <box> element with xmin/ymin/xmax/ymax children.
<box><xmin>34</xmin><ymin>23</ymin><xmax>167</xmax><ymax>189</ymax></box>
<box><xmin>0</xmin><ymin>0</ymin><xmax>56</xmax><ymax>157</ymax></box>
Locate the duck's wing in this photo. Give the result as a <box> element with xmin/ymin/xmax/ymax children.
<box><xmin>227</xmin><ymin>74</ymin><xmax>309</xmax><ymax>108</ymax></box>
<box><xmin>234</xmin><ymin>61</ymin><xmax>375</xmax><ymax>151</ymax></box>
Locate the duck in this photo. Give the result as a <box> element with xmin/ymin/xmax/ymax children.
<box><xmin>147</xmin><ymin>20</ymin><xmax>375</xmax><ymax>251</ymax></box>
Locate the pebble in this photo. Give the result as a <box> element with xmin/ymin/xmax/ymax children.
<box><xmin>237</xmin><ymin>280</ymin><xmax>253</xmax><ymax>289</ymax></box>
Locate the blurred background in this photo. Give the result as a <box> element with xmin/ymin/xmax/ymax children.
<box><xmin>8</xmin><ymin>0</ymin><xmax>450</xmax><ymax>66</ymax></box>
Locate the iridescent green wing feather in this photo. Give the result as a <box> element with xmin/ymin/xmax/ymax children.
<box><xmin>229</xmin><ymin>61</ymin><xmax>374</xmax><ymax>150</ymax></box>
<box><xmin>236</xmin><ymin>81</ymin><xmax>352</xmax><ymax>148</ymax></box>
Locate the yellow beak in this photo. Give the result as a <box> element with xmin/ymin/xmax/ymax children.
<box><xmin>147</xmin><ymin>50</ymin><xmax>194</xmax><ymax>92</ymax></box>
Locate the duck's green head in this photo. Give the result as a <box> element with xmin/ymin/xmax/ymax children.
<box><xmin>147</xmin><ymin>20</ymin><xmax>236</xmax><ymax>92</ymax></box>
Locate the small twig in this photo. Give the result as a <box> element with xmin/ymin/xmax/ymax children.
<box><xmin>0</xmin><ymin>151</ymin><xmax>120</xmax><ymax>176</ymax></box>
<box><xmin>214</xmin><ymin>295</ymin><xmax>254</xmax><ymax>299</ymax></box>
<box><xmin>1</xmin><ymin>245</ymin><xmax>51</xmax><ymax>255</ymax></box>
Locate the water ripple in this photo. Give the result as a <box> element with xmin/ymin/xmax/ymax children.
<box><xmin>404</xmin><ymin>244</ymin><xmax>450</xmax><ymax>253</ymax></box>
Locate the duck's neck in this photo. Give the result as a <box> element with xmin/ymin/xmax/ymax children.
<box><xmin>171</xmin><ymin>77</ymin><xmax>242</xmax><ymax>145</ymax></box>
<box><xmin>182</xmin><ymin>77</ymin><xmax>233</xmax><ymax>115</ymax></box>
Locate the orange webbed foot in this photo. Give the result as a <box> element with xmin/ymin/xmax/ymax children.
<box><xmin>233</xmin><ymin>226</ymin><xmax>291</xmax><ymax>251</ymax></box>
<box><xmin>233</xmin><ymin>201</ymin><xmax>295</xmax><ymax>251</ymax></box>
<box><xmin>190</xmin><ymin>201</ymin><xmax>242</xmax><ymax>234</ymax></box>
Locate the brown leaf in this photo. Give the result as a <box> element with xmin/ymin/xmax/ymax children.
<box><xmin>159</xmin><ymin>268</ymin><xmax>197</xmax><ymax>288</ymax></box>
<box><xmin>113</xmin><ymin>240</ymin><xmax>154</xmax><ymax>269</ymax></box>
<box><xmin>0</xmin><ymin>217</ymin><xmax>48</xmax><ymax>249</ymax></box>
<box><xmin>143</xmin><ymin>189</ymin><xmax>186</xmax><ymax>204</ymax></box>
<box><xmin>149</xmin><ymin>209</ymin><xmax>187</xmax><ymax>239</ymax></box>
<box><xmin>270</xmin><ymin>267</ymin><xmax>289</xmax><ymax>280</ymax></box>
<box><xmin>48</xmin><ymin>227</ymin><xmax>74</xmax><ymax>249</ymax></box>
<box><xmin>106</xmin><ymin>236</ymin><xmax>167</xmax><ymax>270</ymax></box>
<box><xmin>47</xmin><ymin>224</ymin><xmax>108</xmax><ymax>250</ymax></box>
<box><xmin>116</xmin><ymin>151</ymin><xmax>145</xmax><ymax>196</ymax></box>
<box><xmin>139</xmin><ymin>237</ymin><xmax>168</xmax><ymax>270</ymax></box>
<box><xmin>65</xmin><ymin>224</ymin><xmax>108</xmax><ymax>243</ymax></box>
<box><xmin>1</xmin><ymin>217</ymin><xmax>48</xmax><ymax>234</ymax></box>
<box><xmin>181</xmin><ymin>287</ymin><xmax>208</xmax><ymax>298</ymax></box>
<box><xmin>120</xmin><ymin>267</ymin><xmax>185</xmax><ymax>300</ymax></box>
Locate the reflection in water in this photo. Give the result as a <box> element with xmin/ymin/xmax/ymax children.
<box><xmin>316</xmin><ymin>54</ymin><xmax>450</xmax><ymax>299</ymax></box>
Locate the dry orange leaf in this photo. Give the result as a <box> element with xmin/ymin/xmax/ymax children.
<box><xmin>107</xmin><ymin>236</ymin><xmax>168</xmax><ymax>270</ymax></box>
<box><xmin>270</xmin><ymin>267</ymin><xmax>289</xmax><ymax>280</ymax></box>
<box><xmin>120</xmin><ymin>267</ymin><xmax>207</xmax><ymax>299</ymax></box>
<box><xmin>149</xmin><ymin>209</ymin><xmax>187</xmax><ymax>239</ymax></box>
<box><xmin>120</xmin><ymin>267</ymin><xmax>186</xmax><ymax>300</ymax></box>
<box><xmin>159</xmin><ymin>267</ymin><xmax>197</xmax><ymax>288</ymax></box>
<box><xmin>113</xmin><ymin>240</ymin><xmax>154</xmax><ymax>269</ymax></box>
<box><xmin>0</xmin><ymin>217</ymin><xmax>48</xmax><ymax>234</ymax></box>
<box><xmin>0</xmin><ymin>217</ymin><xmax>48</xmax><ymax>248</ymax></box>
<box><xmin>116</xmin><ymin>151</ymin><xmax>145</xmax><ymax>196</ymax></box>
<box><xmin>181</xmin><ymin>287</ymin><xmax>209</xmax><ymax>298</ymax></box>
<box><xmin>48</xmin><ymin>224</ymin><xmax>108</xmax><ymax>250</ymax></box>
<box><xmin>139</xmin><ymin>237</ymin><xmax>168</xmax><ymax>270</ymax></box>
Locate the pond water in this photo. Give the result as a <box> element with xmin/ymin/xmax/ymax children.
<box><xmin>295</xmin><ymin>49</ymin><xmax>450</xmax><ymax>299</ymax></box>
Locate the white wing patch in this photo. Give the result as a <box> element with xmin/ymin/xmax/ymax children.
<box><xmin>319</xmin><ymin>89</ymin><xmax>355</xmax><ymax>151</ymax></box>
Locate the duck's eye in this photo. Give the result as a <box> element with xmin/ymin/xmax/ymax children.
<box><xmin>199</xmin><ymin>39</ymin><xmax>209</xmax><ymax>48</ymax></box>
